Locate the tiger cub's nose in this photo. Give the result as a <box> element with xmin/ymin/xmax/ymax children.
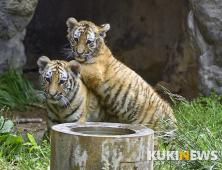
<box><xmin>77</xmin><ymin>50</ymin><xmax>84</xmax><ymax>55</ymax></box>
<box><xmin>49</xmin><ymin>91</ymin><xmax>58</xmax><ymax>98</ymax></box>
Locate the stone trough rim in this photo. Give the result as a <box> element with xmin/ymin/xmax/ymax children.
<box><xmin>52</xmin><ymin>122</ymin><xmax>154</xmax><ymax>138</ymax></box>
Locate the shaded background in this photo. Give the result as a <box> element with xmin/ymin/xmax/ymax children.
<box><xmin>23</xmin><ymin>0</ymin><xmax>198</xmax><ymax>99</ymax></box>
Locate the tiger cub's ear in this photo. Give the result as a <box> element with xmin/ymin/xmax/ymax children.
<box><xmin>66</xmin><ymin>17</ymin><xmax>78</xmax><ymax>29</ymax></box>
<box><xmin>68</xmin><ymin>60</ymin><xmax>81</xmax><ymax>79</ymax></box>
<box><xmin>98</xmin><ymin>24</ymin><xmax>110</xmax><ymax>39</ymax></box>
<box><xmin>37</xmin><ymin>56</ymin><xmax>51</xmax><ymax>74</ymax></box>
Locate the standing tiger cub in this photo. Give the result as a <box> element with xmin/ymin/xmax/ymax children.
<box><xmin>65</xmin><ymin>18</ymin><xmax>177</xmax><ymax>131</ymax></box>
<box><xmin>37</xmin><ymin>56</ymin><xmax>118</xmax><ymax>133</ymax></box>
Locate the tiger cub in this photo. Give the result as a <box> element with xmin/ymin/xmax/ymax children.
<box><xmin>65</xmin><ymin>18</ymin><xmax>177</xmax><ymax>131</ymax></box>
<box><xmin>37</xmin><ymin>56</ymin><xmax>118</xmax><ymax>132</ymax></box>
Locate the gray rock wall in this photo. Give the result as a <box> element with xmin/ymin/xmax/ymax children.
<box><xmin>188</xmin><ymin>0</ymin><xmax>222</xmax><ymax>96</ymax></box>
<box><xmin>152</xmin><ymin>3</ymin><xmax>199</xmax><ymax>99</ymax></box>
<box><xmin>0</xmin><ymin>0</ymin><xmax>37</xmax><ymax>75</ymax></box>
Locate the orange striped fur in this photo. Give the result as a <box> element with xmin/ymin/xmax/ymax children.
<box><xmin>66</xmin><ymin>18</ymin><xmax>177</xmax><ymax>132</ymax></box>
<box><xmin>37</xmin><ymin>56</ymin><xmax>118</xmax><ymax>132</ymax></box>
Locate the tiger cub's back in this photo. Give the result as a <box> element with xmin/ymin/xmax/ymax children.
<box><xmin>65</xmin><ymin>18</ymin><xmax>177</xmax><ymax>130</ymax></box>
<box><xmin>88</xmin><ymin>57</ymin><xmax>176</xmax><ymax>129</ymax></box>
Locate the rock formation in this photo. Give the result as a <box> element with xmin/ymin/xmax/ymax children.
<box><xmin>187</xmin><ymin>0</ymin><xmax>222</xmax><ymax>96</ymax></box>
<box><xmin>0</xmin><ymin>0</ymin><xmax>38</xmax><ymax>75</ymax></box>
<box><xmin>154</xmin><ymin>3</ymin><xmax>199</xmax><ymax>99</ymax></box>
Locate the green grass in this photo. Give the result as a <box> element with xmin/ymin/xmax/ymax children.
<box><xmin>0</xmin><ymin>108</ymin><xmax>50</xmax><ymax>170</ymax></box>
<box><xmin>0</xmin><ymin>137</ymin><xmax>50</xmax><ymax>170</ymax></box>
<box><xmin>0</xmin><ymin>69</ymin><xmax>40</xmax><ymax>108</ymax></box>
<box><xmin>155</xmin><ymin>89</ymin><xmax>222</xmax><ymax>170</ymax></box>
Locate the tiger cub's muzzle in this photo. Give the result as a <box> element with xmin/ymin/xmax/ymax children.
<box><xmin>45</xmin><ymin>90</ymin><xmax>62</xmax><ymax>101</ymax></box>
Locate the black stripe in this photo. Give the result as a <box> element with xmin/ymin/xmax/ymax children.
<box><xmin>162</xmin><ymin>104</ymin><xmax>167</xmax><ymax>113</ymax></box>
<box><xmin>51</xmin><ymin>66</ymin><xmax>57</xmax><ymax>70</ymax></box>
<box><xmin>131</xmin><ymin>96</ymin><xmax>147</xmax><ymax>121</ymax></box>
<box><xmin>102</xmin><ymin>70</ymin><xmax>125</xmax><ymax>89</ymax></box>
<box><xmin>85</xmin><ymin>62</ymin><xmax>96</xmax><ymax>65</ymax></box>
<box><xmin>148</xmin><ymin>92</ymin><xmax>155</xmax><ymax>107</ymax></box>
<box><xmin>58</xmin><ymin>67</ymin><xmax>63</xmax><ymax>71</ymax></box>
<box><xmin>108</xmin><ymin>54</ymin><xmax>112</xmax><ymax>58</ymax></box>
<box><xmin>132</xmin><ymin>83</ymin><xmax>140</xmax><ymax>107</ymax></box>
<box><xmin>81</xmin><ymin>76</ymin><xmax>85</xmax><ymax>84</ymax></box>
<box><xmin>138</xmin><ymin>105</ymin><xmax>150</xmax><ymax>124</ymax></box>
<box><xmin>114</xmin><ymin>67</ymin><xmax>122</xmax><ymax>75</ymax></box>
<box><xmin>121</xmin><ymin>110</ymin><xmax>127</xmax><ymax>116</ymax></box>
<box><xmin>52</xmin><ymin>104</ymin><xmax>60</xmax><ymax>114</ymax></box>
<box><xmin>62</xmin><ymin>83</ymin><xmax>79</xmax><ymax>108</ymax></box>
<box><xmin>127</xmin><ymin>84</ymin><xmax>140</xmax><ymax>119</ymax></box>
<box><xmin>64</xmin><ymin>98</ymin><xmax>83</xmax><ymax>119</ymax></box>
<box><xmin>104</xmin><ymin>79</ymin><xmax>119</xmax><ymax>93</ymax></box>
<box><xmin>105</xmin><ymin>58</ymin><xmax>116</xmax><ymax>67</ymax></box>
<box><xmin>104</xmin><ymin>86</ymin><xmax>111</xmax><ymax>94</ymax></box>
<box><xmin>120</xmin><ymin>83</ymin><xmax>131</xmax><ymax>108</ymax></box>
<box><xmin>72</xmin><ymin>110</ymin><xmax>84</xmax><ymax>122</ymax></box>
<box><xmin>128</xmin><ymin>88</ymin><xmax>142</xmax><ymax>120</ymax></box>
<box><xmin>134</xmin><ymin>76</ymin><xmax>139</xmax><ymax>90</ymax></box>
<box><xmin>108</xmin><ymin>84</ymin><xmax>123</xmax><ymax>110</ymax></box>
<box><xmin>47</xmin><ymin>103</ymin><xmax>59</xmax><ymax>118</ymax></box>
<box><xmin>104</xmin><ymin>57</ymin><xmax>115</xmax><ymax>75</ymax></box>
<box><xmin>56</xmin><ymin>61</ymin><xmax>62</xmax><ymax>66</ymax></box>
<box><xmin>72</xmin><ymin>118</ymin><xmax>80</xmax><ymax>122</ymax></box>
<box><xmin>145</xmin><ymin>87</ymin><xmax>149</xmax><ymax>98</ymax></box>
<box><xmin>113</xmin><ymin>106</ymin><xmax>120</xmax><ymax>116</ymax></box>
<box><xmin>111</xmin><ymin>102</ymin><xmax>119</xmax><ymax>113</ymax></box>
<box><xmin>104</xmin><ymin>94</ymin><xmax>111</xmax><ymax>104</ymax></box>
<box><xmin>102</xmin><ymin>78</ymin><xmax>112</xmax><ymax>86</ymax></box>
<box><xmin>48</xmin><ymin>116</ymin><xmax>61</xmax><ymax>124</ymax></box>
<box><xmin>137</xmin><ymin>97</ymin><xmax>150</xmax><ymax>124</ymax></box>
<box><xmin>139</xmin><ymin>93</ymin><xmax>152</xmax><ymax>124</ymax></box>
<box><xmin>113</xmin><ymin>62</ymin><xmax>122</xmax><ymax>71</ymax></box>
<box><xmin>155</xmin><ymin>99</ymin><xmax>161</xmax><ymax>108</ymax></box>
<box><xmin>125</xmin><ymin>97</ymin><xmax>133</xmax><ymax>115</ymax></box>
<box><xmin>61</xmin><ymin>62</ymin><xmax>66</xmax><ymax>67</ymax></box>
<box><xmin>140</xmin><ymin>82</ymin><xmax>144</xmax><ymax>96</ymax></box>
<box><xmin>109</xmin><ymin>76</ymin><xmax>128</xmax><ymax>114</ymax></box>
<box><xmin>142</xmin><ymin>97</ymin><xmax>161</xmax><ymax>125</ymax></box>
<box><xmin>147</xmin><ymin>102</ymin><xmax>160</xmax><ymax>125</ymax></box>
<box><xmin>151</xmin><ymin>95</ymin><xmax>156</xmax><ymax>105</ymax></box>
<box><xmin>69</xmin><ymin>79</ymin><xmax>73</xmax><ymax>88</ymax></box>
<box><xmin>128</xmin><ymin>107</ymin><xmax>139</xmax><ymax>120</ymax></box>
<box><xmin>108</xmin><ymin>59</ymin><xmax>118</xmax><ymax>68</ymax></box>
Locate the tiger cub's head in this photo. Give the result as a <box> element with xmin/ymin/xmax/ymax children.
<box><xmin>37</xmin><ymin>56</ymin><xmax>81</xmax><ymax>104</ymax></box>
<box><xmin>66</xmin><ymin>17</ymin><xmax>110</xmax><ymax>62</ymax></box>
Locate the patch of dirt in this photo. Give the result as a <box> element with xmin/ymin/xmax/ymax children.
<box><xmin>3</xmin><ymin>107</ymin><xmax>47</xmax><ymax>139</ymax></box>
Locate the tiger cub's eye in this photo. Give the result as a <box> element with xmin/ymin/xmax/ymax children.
<box><xmin>74</xmin><ymin>38</ymin><xmax>78</xmax><ymax>42</ymax></box>
<box><xmin>59</xmin><ymin>80</ymin><xmax>66</xmax><ymax>85</ymax></box>
<box><xmin>45</xmin><ymin>77</ymin><xmax>50</xmax><ymax>83</ymax></box>
<box><xmin>87</xmin><ymin>40</ymin><xmax>93</xmax><ymax>44</ymax></box>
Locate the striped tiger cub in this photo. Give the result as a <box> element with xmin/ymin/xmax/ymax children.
<box><xmin>65</xmin><ymin>18</ymin><xmax>177</xmax><ymax>131</ymax></box>
<box><xmin>37</xmin><ymin>56</ymin><xmax>118</xmax><ymax>132</ymax></box>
